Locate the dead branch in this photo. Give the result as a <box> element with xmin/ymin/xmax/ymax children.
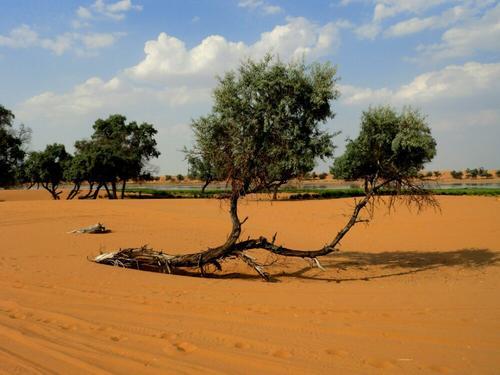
<box><xmin>69</xmin><ymin>223</ymin><xmax>110</xmax><ymax>234</ymax></box>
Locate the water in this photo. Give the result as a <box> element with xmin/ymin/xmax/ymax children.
<box><xmin>127</xmin><ymin>182</ymin><xmax>500</xmax><ymax>191</ymax></box>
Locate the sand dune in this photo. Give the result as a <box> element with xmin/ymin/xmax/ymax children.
<box><xmin>0</xmin><ymin>191</ymin><xmax>499</xmax><ymax>374</ymax></box>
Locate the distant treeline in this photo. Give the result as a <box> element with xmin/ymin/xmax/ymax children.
<box><xmin>1</xmin><ymin>105</ymin><xmax>159</xmax><ymax>199</ymax></box>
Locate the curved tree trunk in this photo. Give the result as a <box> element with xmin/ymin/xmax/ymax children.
<box><xmin>81</xmin><ymin>182</ymin><xmax>94</xmax><ymax>199</ymax></box>
<box><xmin>94</xmin><ymin>188</ymin><xmax>374</xmax><ymax>281</ymax></box>
<box><xmin>92</xmin><ymin>183</ymin><xmax>102</xmax><ymax>199</ymax></box>
<box><xmin>67</xmin><ymin>182</ymin><xmax>81</xmax><ymax>200</ymax></box>
<box><xmin>103</xmin><ymin>183</ymin><xmax>113</xmax><ymax>199</ymax></box>
<box><xmin>41</xmin><ymin>182</ymin><xmax>61</xmax><ymax>200</ymax></box>
<box><xmin>201</xmin><ymin>179</ymin><xmax>211</xmax><ymax>194</ymax></box>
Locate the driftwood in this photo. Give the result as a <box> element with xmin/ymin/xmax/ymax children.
<box><xmin>69</xmin><ymin>223</ymin><xmax>110</xmax><ymax>234</ymax></box>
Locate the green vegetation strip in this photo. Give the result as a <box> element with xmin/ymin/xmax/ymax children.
<box><xmin>126</xmin><ymin>187</ymin><xmax>500</xmax><ymax>200</ymax></box>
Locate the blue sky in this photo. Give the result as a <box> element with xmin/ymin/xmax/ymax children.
<box><xmin>1</xmin><ymin>0</ymin><xmax>499</xmax><ymax>174</ymax></box>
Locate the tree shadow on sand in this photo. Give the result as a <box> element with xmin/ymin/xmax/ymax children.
<box><xmin>272</xmin><ymin>248</ymin><xmax>500</xmax><ymax>282</ymax></box>
<box><xmin>204</xmin><ymin>248</ymin><xmax>499</xmax><ymax>282</ymax></box>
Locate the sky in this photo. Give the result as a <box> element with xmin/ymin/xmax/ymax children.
<box><xmin>1</xmin><ymin>0</ymin><xmax>499</xmax><ymax>174</ymax></box>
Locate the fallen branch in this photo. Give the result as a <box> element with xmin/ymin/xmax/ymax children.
<box><xmin>69</xmin><ymin>223</ymin><xmax>110</xmax><ymax>234</ymax></box>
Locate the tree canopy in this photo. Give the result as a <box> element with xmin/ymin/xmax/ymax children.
<box><xmin>331</xmin><ymin>106</ymin><xmax>437</xmax><ymax>197</ymax></box>
<box><xmin>23</xmin><ymin>143</ymin><xmax>71</xmax><ymax>199</ymax></box>
<box><xmin>0</xmin><ymin>105</ymin><xmax>31</xmax><ymax>187</ymax></box>
<box><xmin>189</xmin><ymin>55</ymin><xmax>339</xmax><ymax>196</ymax></box>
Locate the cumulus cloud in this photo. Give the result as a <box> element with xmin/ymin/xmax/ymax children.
<box><xmin>341</xmin><ymin>61</ymin><xmax>500</xmax><ymax>106</ymax></box>
<box><xmin>15</xmin><ymin>17</ymin><xmax>345</xmax><ymax>171</ymax></box>
<box><xmin>127</xmin><ymin>17</ymin><xmax>341</xmax><ymax>85</ymax></box>
<box><xmin>19</xmin><ymin>16</ymin><xmax>341</xmax><ymax>120</ymax></box>
<box><xmin>17</xmin><ymin>76</ymin><xmax>210</xmax><ymax>120</ymax></box>
<box><xmin>414</xmin><ymin>3</ymin><xmax>500</xmax><ymax>61</ymax></box>
<box><xmin>337</xmin><ymin>61</ymin><xmax>500</xmax><ymax>168</ymax></box>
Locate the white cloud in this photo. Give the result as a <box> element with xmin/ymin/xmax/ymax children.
<box><xmin>341</xmin><ymin>61</ymin><xmax>500</xmax><ymax>108</ymax></box>
<box><xmin>415</xmin><ymin>3</ymin><xmax>500</xmax><ymax>61</ymax></box>
<box><xmin>81</xmin><ymin>32</ymin><xmax>125</xmax><ymax>49</ymax></box>
<box><xmin>127</xmin><ymin>17</ymin><xmax>341</xmax><ymax>85</ymax></box>
<box><xmin>355</xmin><ymin>22</ymin><xmax>381</xmax><ymax>39</ymax></box>
<box><xmin>40</xmin><ymin>34</ymin><xmax>74</xmax><ymax>55</ymax></box>
<box><xmin>0</xmin><ymin>24</ymin><xmax>124</xmax><ymax>55</ymax></box>
<box><xmin>77</xmin><ymin>6</ymin><xmax>93</xmax><ymax>19</ymax></box>
<box><xmin>384</xmin><ymin>5</ymin><xmax>475</xmax><ymax>37</ymax></box>
<box><xmin>15</xmin><ymin>17</ymin><xmax>344</xmax><ymax>172</ymax></box>
<box><xmin>373</xmin><ymin>0</ymin><xmax>449</xmax><ymax>22</ymax></box>
<box><xmin>77</xmin><ymin>0</ymin><xmax>142</xmax><ymax>22</ymax></box>
<box><xmin>263</xmin><ymin>5</ymin><xmax>283</xmax><ymax>15</ymax></box>
<box><xmin>0</xmin><ymin>24</ymin><xmax>38</xmax><ymax>48</ymax></box>
<box><xmin>238</xmin><ymin>0</ymin><xmax>283</xmax><ymax>15</ymax></box>
<box><xmin>19</xmin><ymin>16</ymin><xmax>341</xmax><ymax>121</ymax></box>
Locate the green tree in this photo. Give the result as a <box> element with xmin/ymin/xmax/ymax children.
<box><xmin>332</xmin><ymin>106</ymin><xmax>436</xmax><ymax>195</ymax></box>
<box><xmin>450</xmin><ymin>170</ymin><xmax>463</xmax><ymax>179</ymax></box>
<box><xmin>329</xmin><ymin>106</ymin><xmax>437</xmax><ymax>247</ymax></box>
<box><xmin>186</xmin><ymin>152</ymin><xmax>218</xmax><ymax>193</ymax></box>
<box><xmin>0</xmin><ymin>105</ymin><xmax>31</xmax><ymax>187</ymax></box>
<box><xmin>23</xmin><ymin>144</ymin><xmax>71</xmax><ymax>199</ymax></box>
<box><xmin>466</xmin><ymin>168</ymin><xmax>478</xmax><ymax>179</ymax></box>
<box><xmin>72</xmin><ymin>115</ymin><xmax>160</xmax><ymax>199</ymax></box>
<box><xmin>97</xmin><ymin>103</ymin><xmax>438</xmax><ymax>281</ymax></box>
<box><xmin>97</xmin><ymin>55</ymin><xmax>340</xmax><ymax>279</ymax></box>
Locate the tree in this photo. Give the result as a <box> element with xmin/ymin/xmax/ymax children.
<box><xmin>95</xmin><ymin>64</ymin><xmax>436</xmax><ymax>282</ymax></box>
<box><xmin>72</xmin><ymin>115</ymin><xmax>160</xmax><ymax>199</ymax></box>
<box><xmin>64</xmin><ymin>150</ymin><xmax>91</xmax><ymax>200</ymax></box>
<box><xmin>176</xmin><ymin>174</ymin><xmax>185</xmax><ymax>182</ymax></box>
<box><xmin>433</xmin><ymin>171</ymin><xmax>441</xmax><ymax>178</ymax></box>
<box><xmin>450</xmin><ymin>170</ymin><xmax>463</xmax><ymax>179</ymax></box>
<box><xmin>496</xmin><ymin>170</ymin><xmax>500</xmax><ymax>178</ymax></box>
<box><xmin>23</xmin><ymin>144</ymin><xmax>71</xmax><ymax>199</ymax></box>
<box><xmin>186</xmin><ymin>152</ymin><xmax>218</xmax><ymax>193</ymax></box>
<box><xmin>0</xmin><ymin>105</ymin><xmax>31</xmax><ymax>187</ymax></box>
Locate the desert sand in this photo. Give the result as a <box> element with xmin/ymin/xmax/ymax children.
<box><xmin>0</xmin><ymin>190</ymin><xmax>499</xmax><ymax>374</ymax></box>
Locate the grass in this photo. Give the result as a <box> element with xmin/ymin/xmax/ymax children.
<box><xmin>126</xmin><ymin>186</ymin><xmax>500</xmax><ymax>200</ymax></box>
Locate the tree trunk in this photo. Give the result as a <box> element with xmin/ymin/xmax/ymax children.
<box><xmin>120</xmin><ymin>180</ymin><xmax>127</xmax><ymax>199</ymax></box>
<box><xmin>67</xmin><ymin>182</ymin><xmax>81</xmax><ymax>200</ymax></box>
<box><xmin>111</xmin><ymin>181</ymin><xmax>118</xmax><ymax>199</ymax></box>
<box><xmin>201</xmin><ymin>179</ymin><xmax>211</xmax><ymax>194</ymax></box>
<box><xmin>92</xmin><ymin>183</ymin><xmax>102</xmax><ymax>199</ymax></box>
<box><xmin>41</xmin><ymin>182</ymin><xmax>61</xmax><ymax>200</ymax></box>
<box><xmin>81</xmin><ymin>182</ymin><xmax>94</xmax><ymax>199</ymax></box>
<box><xmin>103</xmin><ymin>183</ymin><xmax>113</xmax><ymax>199</ymax></box>
<box><xmin>94</xmin><ymin>177</ymin><xmax>433</xmax><ymax>281</ymax></box>
<box><xmin>272</xmin><ymin>185</ymin><xmax>279</xmax><ymax>200</ymax></box>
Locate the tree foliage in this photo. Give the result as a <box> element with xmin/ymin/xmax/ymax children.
<box><xmin>23</xmin><ymin>143</ymin><xmax>71</xmax><ymax>199</ymax></box>
<box><xmin>331</xmin><ymin>106</ymin><xmax>437</xmax><ymax>201</ymax></box>
<box><xmin>189</xmin><ymin>55</ymin><xmax>339</xmax><ymax>196</ymax></box>
<box><xmin>0</xmin><ymin>105</ymin><xmax>31</xmax><ymax>187</ymax></box>
<box><xmin>66</xmin><ymin>115</ymin><xmax>160</xmax><ymax>199</ymax></box>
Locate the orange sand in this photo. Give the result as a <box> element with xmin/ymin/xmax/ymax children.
<box><xmin>0</xmin><ymin>191</ymin><xmax>499</xmax><ymax>374</ymax></box>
